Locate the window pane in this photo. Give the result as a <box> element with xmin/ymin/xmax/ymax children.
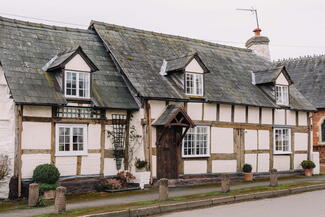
<box><xmin>183</xmin><ymin>127</ymin><xmax>208</xmax><ymax>156</ymax></box>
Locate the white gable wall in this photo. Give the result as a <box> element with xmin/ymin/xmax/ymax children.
<box><xmin>0</xmin><ymin>66</ymin><xmax>15</xmax><ymax>198</ymax></box>
<box><xmin>185</xmin><ymin>58</ymin><xmax>204</xmax><ymax>73</ymax></box>
<box><xmin>65</xmin><ymin>54</ymin><xmax>91</xmax><ymax>72</ymax></box>
<box><xmin>275</xmin><ymin>72</ymin><xmax>289</xmax><ymax>85</ymax></box>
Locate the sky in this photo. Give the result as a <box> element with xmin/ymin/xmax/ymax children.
<box><xmin>0</xmin><ymin>0</ymin><xmax>324</xmax><ymax>60</ymax></box>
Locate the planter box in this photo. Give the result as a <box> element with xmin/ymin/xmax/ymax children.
<box><xmin>43</xmin><ymin>190</ymin><xmax>56</xmax><ymax>200</ymax></box>
<box><xmin>135</xmin><ymin>171</ymin><xmax>150</xmax><ymax>189</ymax></box>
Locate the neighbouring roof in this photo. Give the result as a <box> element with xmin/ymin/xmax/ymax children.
<box><xmin>152</xmin><ymin>104</ymin><xmax>195</xmax><ymax>127</ymax></box>
<box><xmin>0</xmin><ymin>16</ymin><xmax>138</xmax><ymax>110</ymax></box>
<box><xmin>277</xmin><ymin>55</ymin><xmax>325</xmax><ymax>109</ymax></box>
<box><xmin>253</xmin><ymin>65</ymin><xmax>292</xmax><ymax>85</ymax></box>
<box><xmin>43</xmin><ymin>46</ymin><xmax>99</xmax><ymax>72</ymax></box>
<box><xmin>91</xmin><ymin>21</ymin><xmax>315</xmax><ymax>111</ymax></box>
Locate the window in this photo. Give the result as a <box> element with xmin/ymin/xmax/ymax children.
<box><xmin>274</xmin><ymin>128</ymin><xmax>291</xmax><ymax>154</ymax></box>
<box><xmin>275</xmin><ymin>85</ymin><xmax>289</xmax><ymax>106</ymax></box>
<box><xmin>56</xmin><ymin>124</ymin><xmax>87</xmax><ymax>156</ymax></box>
<box><xmin>322</xmin><ymin>120</ymin><xmax>325</xmax><ymax>142</ymax></box>
<box><xmin>65</xmin><ymin>71</ymin><xmax>90</xmax><ymax>98</ymax></box>
<box><xmin>185</xmin><ymin>73</ymin><xmax>203</xmax><ymax>96</ymax></box>
<box><xmin>183</xmin><ymin>126</ymin><xmax>209</xmax><ymax>157</ymax></box>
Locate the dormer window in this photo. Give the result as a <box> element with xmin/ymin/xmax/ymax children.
<box><xmin>275</xmin><ymin>85</ymin><xmax>289</xmax><ymax>106</ymax></box>
<box><xmin>185</xmin><ymin>72</ymin><xmax>203</xmax><ymax>96</ymax></box>
<box><xmin>65</xmin><ymin>71</ymin><xmax>90</xmax><ymax>98</ymax></box>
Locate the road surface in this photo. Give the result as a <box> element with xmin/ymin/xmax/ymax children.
<box><xmin>159</xmin><ymin>189</ymin><xmax>325</xmax><ymax>217</ymax></box>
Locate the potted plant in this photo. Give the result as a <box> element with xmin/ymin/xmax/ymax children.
<box><xmin>32</xmin><ymin>164</ymin><xmax>60</xmax><ymax>199</ymax></box>
<box><xmin>242</xmin><ymin>164</ymin><xmax>253</xmax><ymax>181</ymax></box>
<box><xmin>301</xmin><ymin>160</ymin><xmax>316</xmax><ymax>176</ymax></box>
<box><xmin>135</xmin><ymin>159</ymin><xmax>148</xmax><ymax>172</ymax></box>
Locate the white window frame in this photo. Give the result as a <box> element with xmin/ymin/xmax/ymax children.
<box><xmin>273</xmin><ymin>128</ymin><xmax>291</xmax><ymax>154</ymax></box>
<box><xmin>55</xmin><ymin>124</ymin><xmax>88</xmax><ymax>156</ymax></box>
<box><xmin>185</xmin><ymin>72</ymin><xmax>204</xmax><ymax>96</ymax></box>
<box><xmin>182</xmin><ymin>126</ymin><xmax>210</xmax><ymax>158</ymax></box>
<box><xmin>275</xmin><ymin>85</ymin><xmax>289</xmax><ymax>106</ymax></box>
<box><xmin>64</xmin><ymin>70</ymin><xmax>90</xmax><ymax>99</ymax></box>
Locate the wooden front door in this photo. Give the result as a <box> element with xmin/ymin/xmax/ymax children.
<box><xmin>156</xmin><ymin>126</ymin><xmax>182</xmax><ymax>179</ymax></box>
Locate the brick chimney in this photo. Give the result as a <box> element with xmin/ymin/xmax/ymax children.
<box><xmin>245</xmin><ymin>28</ymin><xmax>271</xmax><ymax>60</ymax></box>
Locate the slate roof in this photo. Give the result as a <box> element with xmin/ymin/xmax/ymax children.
<box><xmin>253</xmin><ymin>66</ymin><xmax>293</xmax><ymax>85</ymax></box>
<box><xmin>0</xmin><ymin>16</ymin><xmax>138</xmax><ymax>110</ymax></box>
<box><xmin>165</xmin><ymin>53</ymin><xmax>195</xmax><ymax>72</ymax></box>
<box><xmin>91</xmin><ymin>21</ymin><xmax>315</xmax><ymax>111</ymax></box>
<box><xmin>278</xmin><ymin>55</ymin><xmax>325</xmax><ymax>109</ymax></box>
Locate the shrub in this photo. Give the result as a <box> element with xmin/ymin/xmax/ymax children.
<box><xmin>38</xmin><ymin>182</ymin><xmax>60</xmax><ymax>194</ymax></box>
<box><xmin>242</xmin><ymin>164</ymin><xmax>252</xmax><ymax>173</ymax></box>
<box><xmin>301</xmin><ymin>160</ymin><xmax>316</xmax><ymax>169</ymax></box>
<box><xmin>106</xmin><ymin>179</ymin><xmax>122</xmax><ymax>190</ymax></box>
<box><xmin>116</xmin><ymin>171</ymin><xmax>135</xmax><ymax>187</ymax></box>
<box><xmin>135</xmin><ymin>159</ymin><xmax>147</xmax><ymax>169</ymax></box>
<box><xmin>32</xmin><ymin>164</ymin><xmax>60</xmax><ymax>184</ymax></box>
<box><xmin>0</xmin><ymin>155</ymin><xmax>9</xmax><ymax>180</ymax></box>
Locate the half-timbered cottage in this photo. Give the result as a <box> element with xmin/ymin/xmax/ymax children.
<box><xmin>0</xmin><ymin>16</ymin><xmax>316</xmax><ymax>198</ymax></box>
<box><xmin>279</xmin><ymin>55</ymin><xmax>325</xmax><ymax>171</ymax></box>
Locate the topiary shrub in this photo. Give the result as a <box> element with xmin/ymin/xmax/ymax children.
<box><xmin>301</xmin><ymin>160</ymin><xmax>316</xmax><ymax>169</ymax></box>
<box><xmin>32</xmin><ymin>164</ymin><xmax>60</xmax><ymax>184</ymax></box>
<box><xmin>242</xmin><ymin>164</ymin><xmax>252</xmax><ymax>173</ymax></box>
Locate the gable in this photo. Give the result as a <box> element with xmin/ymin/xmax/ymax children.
<box><xmin>185</xmin><ymin>58</ymin><xmax>204</xmax><ymax>73</ymax></box>
<box><xmin>275</xmin><ymin>72</ymin><xmax>289</xmax><ymax>85</ymax></box>
<box><xmin>65</xmin><ymin>54</ymin><xmax>91</xmax><ymax>72</ymax></box>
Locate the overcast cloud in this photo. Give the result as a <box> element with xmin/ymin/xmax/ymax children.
<box><xmin>1</xmin><ymin>0</ymin><xmax>324</xmax><ymax>60</ymax></box>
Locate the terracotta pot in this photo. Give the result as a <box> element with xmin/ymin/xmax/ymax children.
<box><xmin>43</xmin><ymin>190</ymin><xmax>56</xmax><ymax>200</ymax></box>
<box><xmin>244</xmin><ymin>173</ymin><xmax>253</xmax><ymax>181</ymax></box>
<box><xmin>304</xmin><ymin>168</ymin><xmax>313</xmax><ymax>177</ymax></box>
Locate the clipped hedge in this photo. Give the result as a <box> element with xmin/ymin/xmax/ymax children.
<box><xmin>242</xmin><ymin>163</ymin><xmax>252</xmax><ymax>173</ymax></box>
<box><xmin>301</xmin><ymin>160</ymin><xmax>316</xmax><ymax>169</ymax></box>
<box><xmin>32</xmin><ymin>164</ymin><xmax>60</xmax><ymax>184</ymax></box>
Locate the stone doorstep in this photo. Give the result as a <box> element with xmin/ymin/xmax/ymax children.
<box><xmin>84</xmin><ymin>184</ymin><xmax>325</xmax><ymax>217</ymax></box>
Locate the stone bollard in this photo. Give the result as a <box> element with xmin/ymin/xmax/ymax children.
<box><xmin>221</xmin><ymin>174</ymin><xmax>230</xmax><ymax>193</ymax></box>
<box><xmin>55</xmin><ymin>186</ymin><xmax>67</xmax><ymax>213</ymax></box>
<box><xmin>270</xmin><ymin>169</ymin><xmax>278</xmax><ymax>187</ymax></box>
<box><xmin>28</xmin><ymin>183</ymin><xmax>39</xmax><ymax>207</ymax></box>
<box><xmin>159</xmin><ymin>178</ymin><xmax>169</xmax><ymax>200</ymax></box>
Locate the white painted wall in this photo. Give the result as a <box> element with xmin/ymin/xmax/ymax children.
<box><xmin>261</xmin><ymin>108</ymin><xmax>272</xmax><ymax>124</ymax></box>
<box><xmin>187</xmin><ymin>103</ymin><xmax>202</xmax><ymax>120</ymax></box>
<box><xmin>55</xmin><ymin>157</ymin><xmax>77</xmax><ymax>176</ymax></box>
<box><xmin>294</xmin><ymin>133</ymin><xmax>308</xmax><ymax>151</ymax></box>
<box><xmin>245</xmin><ymin>130</ymin><xmax>257</xmax><ymax>150</ymax></box>
<box><xmin>298</xmin><ymin>112</ymin><xmax>307</xmax><ymax>126</ymax></box>
<box><xmin>275</xmin><ymin>72</ymin><xmax>289</xmax><ymax>85</ymax></box>
<box><xmin>21</xmin><ymin>154</ymin><xmax>51</xmax><ymax>178</ymax></box>
<box><xmin>104</xmin><ymin>158</ymin><xmax>124</xmax><ymax>176</ymax></box>
<box><xmin>65</xmin><ymin>54</ymin><xmax>91</xmax><ymax>72</ymax></box>
<box><xmin>185</xmin><ymin>58</ymin><xmax>204</xmax><ymax>73</ymax></box>
<box><xmin>219</xmin><ymin>104</ymin><xmax>231</xmax><ymax>122</ymax></box>
<box><xmin>152</xmin><ymin>156</ymin><xmax>157</xmax><ymax>177</ymax></box>
<box><xmin>203</xmin><ymin>103</ymin><xmax>216</xmax><ymax>121</ymax></box>
<box><xmin>257</xmin><ymin>154</ymin><xmax>269</xmax><ymax>172</ymax></box>
<box><xmin>211</xmin><ymin>128</ymin><xmax>233</xmax><ymax>153</ymax></box>
<box><xmin>258</xmin><ymin>130</ymin><xmax>270</xmax><ymax>150</ymax></box>
<box><xmin>274</xmin><ymin>109</ymin><xmax>285</xmax><ymax>125</ymax></box>
<box><xmin>248</xmin><ymin>107</ymin><xmax>259</xmax><ymax>124</ymax></box>
<box><xmin>184</xmin><ymin>160</ymin><xmax>207</xmax><ymax>174</ymax></box>
<box><xmin>149</xmin><ymin>100</ymin><xmax>166</xmax><ymax>119</ymax></box>
<box><xmin>81</xmin><ymin>154</ymin><xmax>101</xmax><ymax>175</ymax></box>
<box><xmin>234</xmin><ymin>105</ymin><xmax>246</xmax><ymax>123</ymax></box>
<box><xmin>22</xmin><ymin>122</ymin><xmax>51</xmax><ymax>149</ymax></box>
<box><xmin>88</xmin><ymin>124</ymin><xmax>101</xmax><ymax>150</ymax></box>
<box><xmin>286</xmin><ymin>110</ymin><xmax>296</xmax><ymax>125</ymax></box>
<box><xmin>294</xmin><ymin>154</ymin><xmax>307</xmax><ymax>170</ymax></box>
<box><xmin>273</xmin><ymin>156</ymin><xmax>290</xmax><ymax>171</ymax></box>
<box><xmin>212</xmin><ymin>160</ymin><xmax>237</xmax><ymax>173</ymax></box>
<box><xmin>0</xmin><ymin>67</ymin><xmax>15</xmax><ymax>198</ymax></box>
<box><xmin>23</xmin><ymin>106</ymin><xmax>52</xmax><ymax>117</ymax></box>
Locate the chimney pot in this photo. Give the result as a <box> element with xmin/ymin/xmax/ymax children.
<box><xmin>253</xmin><ymin>28</ymin><xmax>262</xmax><ymax>36</ymax></box>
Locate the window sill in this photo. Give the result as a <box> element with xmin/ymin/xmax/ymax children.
<box><xmin>182</xmin><ymin>155</ymin><xmax>210</xmax><ymax>159</ymax></box>
<box><xmin>273</xmin><ymin>152</ymin><xmax>292</xmax><ymax>155</ymax></box>
<box><xmin>55</xmin><ymin>152</ymin><xmax>88</xmax><ymax>157</ymax></box>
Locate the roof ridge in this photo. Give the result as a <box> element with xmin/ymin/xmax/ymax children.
<box><xmin>90</xmin><ymin>20</ymin><xmax>251</xmax><ymax>53</ymax></box>
<box><xmin>0</xmin><ymin>16</ymin><xmax>90</xmax><ymax>33</ymax></box>
<box><xmin>275</xmin><ymin>54</ymin><xmax>325</xmax><ymax>64</ymax></box>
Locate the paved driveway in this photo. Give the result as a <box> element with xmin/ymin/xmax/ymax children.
<box><xmin>159</xmin><ymin>189</ymin><xmax>325</xmax><ymax>217</ymax></box>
